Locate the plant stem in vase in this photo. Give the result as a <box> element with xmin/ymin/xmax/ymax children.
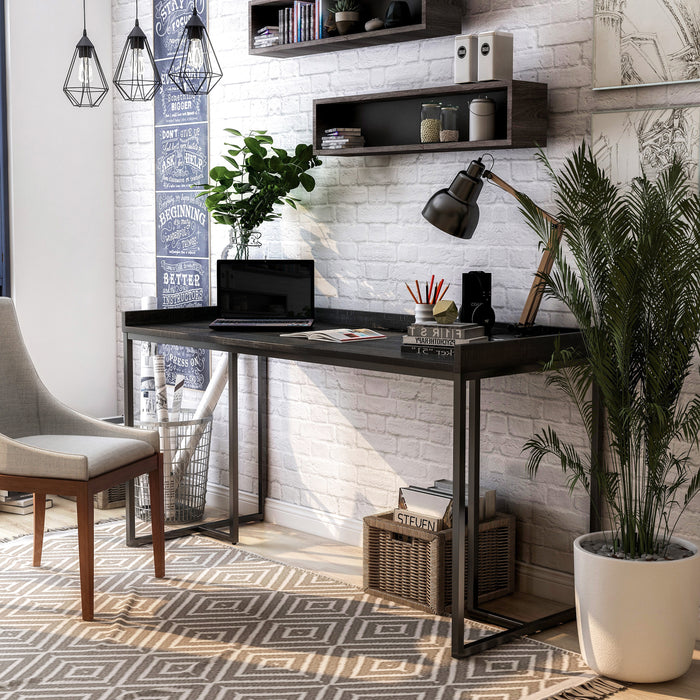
<box><xmin>221</xmin><ymin>225</ymin><xmax>261</xmax><ymax>260</ymax></box>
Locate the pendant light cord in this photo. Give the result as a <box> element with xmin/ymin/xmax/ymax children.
<box><xmin>135</xmin><ymin>0</ymin><xmax>139</xmax><ymax>20</ymax></box>
<box><xmin>82</xmin><ymin>0</ymin><xmax>87</xmax><ymax>32</ymax></box>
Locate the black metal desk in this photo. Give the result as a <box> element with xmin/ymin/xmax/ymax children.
<box><xmin>122</xmin><ymin>305</ymin><xmax>591</xmax><ymax>659</ymax></box>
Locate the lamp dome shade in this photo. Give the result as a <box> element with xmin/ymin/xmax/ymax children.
<box><xmin>421</xmin><ymin>159</ymin><xmax>486</xmax><ymax>239</ymax></box>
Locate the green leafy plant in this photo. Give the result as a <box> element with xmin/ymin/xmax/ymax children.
<box><xmin>330</xmin><ymin>0</ymin><xmax>360</xmax><ymax>13</ymax></box>
<box><xmin>195</xmin><ymin>128</ymin><xmax>322</xmax><ymax>243</ymax></box>
<box><xmin>520</xmin><ymin>143</ymin><xmax>700</xmax><ymax>558</ymax></box>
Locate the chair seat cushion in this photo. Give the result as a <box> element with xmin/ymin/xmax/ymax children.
<box><xmin>13</xmin><ymin>435</ymin><xmax>156</xmax><ymax>481</ymax></box>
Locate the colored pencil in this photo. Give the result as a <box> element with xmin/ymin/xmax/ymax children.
<box><xmin>433</xmin><ymin>279</ymin><xmax>444</xmax><ymax>304</ymax></box>
<box><xmin>427</xmin><ymin>274</ymin><xmax>435</xmax><ymax>303</ymax></box>
<box><xmin>415</xmin><ymin>280</ymin><xmax>422</xmax><ymax>303</ymax></box>
<box><xmin>405</xmin><ymin>282</ymin><xmax>419</xmax><ymax>303</ymax></box>
<box><xmin>438</xmin><ymin>283</ymin><xmax>450</xmax><ymax>301</ymax></box>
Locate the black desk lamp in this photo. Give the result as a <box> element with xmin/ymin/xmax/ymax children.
<box><xmin>422</xmin><ymin>157</ymin><xmax>563</xmax><ymax>328</ymax></box>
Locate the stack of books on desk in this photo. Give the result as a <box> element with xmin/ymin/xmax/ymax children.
<box><xmin>394</xmin><ymin>480</ymin><xmax>497</xmax><ymax>532</ymax></box>
<box><xmin>401</xmin><ymin>321</ymin><xmax>487</xmax><ymax>356</ymax></box>
<box><xmin>253</xmin><ymin>26</ymin><xmax>280</xmax><ymax>48</ymax></box>
<box><xmin>0</xmin><ymin>490</ymin><xmax>53</xmax><ymax>515</ymax></box>
<box><xmin>321</xmin><ymin>128</ymin><xmax>365</xmax><ymax>150</ymax></box>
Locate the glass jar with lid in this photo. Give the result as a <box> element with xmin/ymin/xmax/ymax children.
<box><xmin>440</xmin><ymin>105</ymin><xmax>459</xmax><ymax>142</ymax></box>
<box><xmin>420</xmin><ymin>103</ymin><xmax>441</xmax><ymax>143</ymax></box>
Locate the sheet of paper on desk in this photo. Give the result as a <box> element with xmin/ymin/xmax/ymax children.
<box><xmin>280</xmin><ymin>328</ymin><xmax>387</xmax><ymax>342</ymax></box>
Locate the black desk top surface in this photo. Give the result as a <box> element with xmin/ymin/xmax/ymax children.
<box><xmin>123</xmin><ymin>306</ymin><xmax>582</xmax><ymax>381</ymax></box>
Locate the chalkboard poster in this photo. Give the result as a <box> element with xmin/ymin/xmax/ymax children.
<box><xmin>154</xmin><ymin>0</ymin><xmax>210</xmax><ymax>390</ymax></box>
<box><xmin>155</xmin><ymin>67</ymin><xmax>207</xmax><ymax>125</ymax></box>
<box><xmin>158</xmin><ymin>257</ymin><xmax>209</xmax><ymax>308</ymax></box>
<box><xmin>156</xmin><ymin>191</ymin><xmax>209</xmax><ymax>257</ymax></box>
<box><xmin>153</xmin><ymin>0</ymin><xmax>206</xmax><ymax>59</ymax></box>
<box><xmin>159</xmin><ymin>344</ymin><xmax>209</xmax><ymax>389</ymax></box>
<box><xmin>155</xmin><ymin>123</ymin><xmax>208</xmax><ymax>192</ymax></box>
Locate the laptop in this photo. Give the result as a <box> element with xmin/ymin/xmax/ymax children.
<box><xmin>210</xmin><ymin>259</ymin><xmax>315</xmax><ymax>331</ymax></box>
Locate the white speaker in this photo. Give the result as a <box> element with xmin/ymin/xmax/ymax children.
<box><xmin>477</xmin><ymin>31</ymin><xmax>513</xmax><ymax>82</ymax></box>
<box><xmin>454</xmin><ymin>34</ymin><xmax>478</xmax><ymax>84</ymax></box>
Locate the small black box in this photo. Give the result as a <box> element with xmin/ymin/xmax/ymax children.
<box><xmin>460</xmin><ymin>271</ymin><xmax>494</xmax><ymax>326</ymax></box>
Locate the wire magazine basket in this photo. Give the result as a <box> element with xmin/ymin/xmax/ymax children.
<box><xmin>135</xmin><ymin>409</ymin><xmax>213</xmax><ymax>523</ymax></box>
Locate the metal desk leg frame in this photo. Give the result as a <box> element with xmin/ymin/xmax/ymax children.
<box><xmin>451</xmin><ymin>372</ymin><xmax>576</xmax><ymax>658</ymax></box>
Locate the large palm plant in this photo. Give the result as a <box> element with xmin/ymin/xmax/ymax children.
<box><xmin>520</xmin><ymin>144</ymin><xmax>700</xmax><ymax>558</ymax></box>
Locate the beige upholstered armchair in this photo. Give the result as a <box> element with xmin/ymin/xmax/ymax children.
<box><xmin>0</xmin><ymin>297</ymin><xmax>165</xmax><ymax>620</ymax></box>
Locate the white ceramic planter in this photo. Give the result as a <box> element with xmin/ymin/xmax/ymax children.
<box><xmin>574</xmin><ymin>532</ymin><xmax>700</xmax><ymax>683</ymax></box>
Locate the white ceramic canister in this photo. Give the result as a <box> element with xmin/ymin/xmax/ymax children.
<box><xmin>469</xmin><ymin>96</ymin><xmax>495</xmax><ymax>141</ymax></box>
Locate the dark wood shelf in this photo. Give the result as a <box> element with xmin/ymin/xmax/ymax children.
<box><xmin>313</xmin><ymin>81</ymin><xmax>548</xmax><ymax>156</ymax></box>
<box><xmin>248</xmin><ymin>0</ymin><xmax>462</xmax><ymax>58</ymax></box>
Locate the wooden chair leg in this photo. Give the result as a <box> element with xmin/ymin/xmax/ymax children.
<box><xmin>76</xmin><ymin>486</ymin><xmax>95</xmax><ymax>621</ymax></box>
<box><xmin>33</xmin><ymin>492</ymin><xmax>47</xmax><ymax>567</ymax></box>
<box><xmin>148</xmin><ymin>454</ymin><xmax>166</xmax><ymax>579</ymax></box>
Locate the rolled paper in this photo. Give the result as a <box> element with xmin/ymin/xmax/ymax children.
<box><xmin>139</xmin><ymin>354</ymin><xmax>156</xmax><ymax>422</ymax></box>
<box><xmin>170</xmin><ymin>374</ymin><xmax>185</xmax><ymax>422</ymax></box>
<box><xmin>171</xmin><ymin>355</ymin><xmax>229</xmax><ymax>490</ymax></box>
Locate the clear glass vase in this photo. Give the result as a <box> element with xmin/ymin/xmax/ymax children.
<box><xmin>221</xmin><ymin>225</ymin><xmax>261</xmax><ymax>260</ymax></box>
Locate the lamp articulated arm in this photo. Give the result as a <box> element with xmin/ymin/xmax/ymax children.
<box><xmin>483</xmin><ymin>170</ymin><xmax>564</xmax><ymax>327</ymax></box>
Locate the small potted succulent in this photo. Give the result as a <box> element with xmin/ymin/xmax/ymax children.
<box><xmin>331</xmin><ymin>0</ymin><xmax>360</xmax><ymax>35</ymax></box>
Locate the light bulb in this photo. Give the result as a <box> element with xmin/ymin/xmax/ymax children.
<box><xmin>79</xmin><ymin>56</ymin><xmax>93</xmax><ymax>87</ymax></box>
<box><xmin>130</xmin><ymin>47</ymin><xmax>146</xmax><ymax>80</ymax></box>
<box><xmin>186</xmin><ymin>38</ymin><xmax>204</xmax><ymax>71</ymax></box>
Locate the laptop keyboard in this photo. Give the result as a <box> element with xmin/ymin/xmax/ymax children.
<box><xmin>209</xmin><ymin>318</ymin><xmax>314</xmax><ymax>330</ymax></box>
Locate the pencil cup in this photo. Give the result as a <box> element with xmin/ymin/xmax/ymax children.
<box><xmin>415</xmin><ymin>303</ymin><xmax>434</xmax><ymax>323</ymax></box>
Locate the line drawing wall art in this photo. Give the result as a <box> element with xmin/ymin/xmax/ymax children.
<box><xmin>594</xmin><ymin>0</ymin><xmax>700</xmax><ymax>89</ymax></box>
<box><xmin>592</xmin><ymin>107</ymin><xmax>700</xmax><ymax>187</ymax></box>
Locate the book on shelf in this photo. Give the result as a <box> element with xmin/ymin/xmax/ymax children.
<box><xmin>0</xmin><ymin>496</ymin><xmax>53</xmax><ymax>515</ymax></box>
<box><xmin>280</xmin><ymin>328</ymin><xmax>386</xmax><ymax>342</ymax></box>
<box><xmin>407</xmin><ymin>321</ymin><xmax>485</xmax><ymax>340</ymax></box>
<box><xmin>321</xmin><ymin>138</ymin><xmax>365</xmax><ymax>147</ymax></box>
<box><xmin>322</xmin><ymin>144</ymin><xmax>366</xmax><ymax>150</ymax></box>
<box><xmin>393</xmin><ymin>507</ymin><xmax>444</xmax><ymax>532</ymax></box>
<box><xmin>321</xmin><ymin>134</ymin><xmax>365</xmax><ymax>142</ymax></box>
<box><xmin>254</xmin><ymin>26</ymin><xmax>280</xmax><ymax>47</ymax></box>
<box><xmin>254</xmin><ymin>36</ymin><xmax>280</xmax><ymax>48</ymax></box>
<box><xmin>323</xmin><ymin>127</ymin><xmax>362</xmax><ymax>135</ymax></box>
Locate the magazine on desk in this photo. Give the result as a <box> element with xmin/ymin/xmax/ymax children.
<box><xmin>280</xmin><ymin>328</ymin><xmax>387</xmax><ymax>342</ymax></box>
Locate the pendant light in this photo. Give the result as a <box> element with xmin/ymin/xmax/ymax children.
<box><xmin>114</xmin><ymin>0</ymin><xmax>162</xmax><ymax>101</ymax></box>
<box><xmin>63</xmin><ymin>0</ymin><xmax>109</xmax><ymax>108</ymax></box>
<box><xmin>167</xmin><ymin>5</ymin><xmax>222</xmax><ymax>95</ymax></box>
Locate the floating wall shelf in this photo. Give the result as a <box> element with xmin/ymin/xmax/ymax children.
<box><xmin>248</xmin><ymin>0</ymin><xmax>463</xmax><ymax>57</ymax></box>
<box><xmin>313</xmin><ymin>81</ymin><xmax>549</xmax><ymax>156</ymax></box>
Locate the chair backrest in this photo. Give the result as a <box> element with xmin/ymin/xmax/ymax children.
<box><xmin>0</xmin><ymin>297</ymin><xmax>47</xmax><ymax>437</ymax></box>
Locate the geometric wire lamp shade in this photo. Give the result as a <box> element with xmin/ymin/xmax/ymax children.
<box><xmin>113</xmin><ymin>4</ymin><xmax>162</xmax><ymax>102</ymax></box>
<box><xmin>167</xmin><ymin>6</ymin><xmax>222</xmax><ymax>95</ymax></box>
<box><xmin>63</xmin><ymin>1</ymin><xmax>109</xmax><ymax>108</ymax></box>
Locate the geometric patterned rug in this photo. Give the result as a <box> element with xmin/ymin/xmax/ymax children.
<box><xmin>0</xmin><ymin>521</ymin><xmax>611</xmax><ymax>700</ymax></box>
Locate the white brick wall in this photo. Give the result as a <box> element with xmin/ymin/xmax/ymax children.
<box><xmin>112</xmin><ymin>0</ymin><xmax>700</xmax><ymax>583</ymax></box>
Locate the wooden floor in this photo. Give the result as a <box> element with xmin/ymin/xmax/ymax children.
<box><xmin>2</xmin><ymin>496</ymin><xmax>698</xmax><ymax>700</ymax></box>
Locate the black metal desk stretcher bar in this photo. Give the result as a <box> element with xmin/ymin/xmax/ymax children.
<box><xmin>121</xmin><ymin>306</ymin><xmax>598</xmax><ymax>659</ymax></box>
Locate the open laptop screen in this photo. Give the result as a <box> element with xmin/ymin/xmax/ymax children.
<box><xmin>216</xmin><ymin>259</ymin><xmax>315</xmax><ymax>320</ymax></box>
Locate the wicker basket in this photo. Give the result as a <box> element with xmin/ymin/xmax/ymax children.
<box><xmin>363</xmin><ymin>511</ymin><xmax>515</xmax><ymax>615</ymax></box>
<box><xmin>94</xmin><ymin>484</ymin><xmax>126</xmax><ymax>510</ymax></box>
<box><xmin>134</xmin><ymin>409</ymin><xmax>212</xmax><ymax>524</ymax></box>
